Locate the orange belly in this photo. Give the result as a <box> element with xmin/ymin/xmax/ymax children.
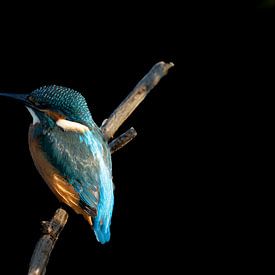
<box><xmin>28</xmin><ymin>125</ymin><xmax>92</xmax><ymax>226</ymax></box>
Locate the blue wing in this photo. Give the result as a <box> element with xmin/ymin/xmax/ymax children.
<box><xmin>39</xmin><ymin>125</ymin><xmax>112</xmax><ymax>218</ymax></box>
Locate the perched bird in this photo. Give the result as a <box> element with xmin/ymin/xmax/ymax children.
<box><xmin>0</xmin><ymin>85</ymin><xmax>114</xmax><ymax>244</ymax></box>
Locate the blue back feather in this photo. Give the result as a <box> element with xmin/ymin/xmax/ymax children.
<box><xmin>82</xmin><ymin>131</ymin><xmax>114</xmax><ymax>244</ymax></box>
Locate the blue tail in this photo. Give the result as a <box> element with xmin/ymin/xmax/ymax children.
<box><xmin>81</xmin><ymin>130</ymin><xmax>114</xmax><ymax>244</ymax></box>
<box><xmin>93</xmin><ymin>218</ymin><xmax>111</xmax><ymax>244</ymax></box>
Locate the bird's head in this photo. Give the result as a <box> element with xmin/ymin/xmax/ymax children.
<box><xmin>0</xmin><ymin>85</ymin><xmax>95</xmax><ymax>130</ymax></box>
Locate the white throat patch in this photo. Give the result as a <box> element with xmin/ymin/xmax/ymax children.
<box><xmin>26</xmin><ymin>107</ymin><xmax>40</xmax><ymax>125</ymax></box>
<box><xmin>56</xmin><ymin>119</ymin><xmax>89</xmax><ymax>133</ymax></box>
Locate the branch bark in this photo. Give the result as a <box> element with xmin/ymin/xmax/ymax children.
<box><xmin>28</xmin><ymin>209</ymin><xmax>68</xmax><ymax>275</ymax></box>
<box><xmin>28</xmin><ymin>61</ymin><xmax>174</xmax><ymax>274</ymax></box>
<box><xmin>101</xmin><ymin>61</ymin><xmax>174</xmax><ymax>140</ymax></box>
<box><xmin>109</xmin><ymin>127</ymin><xmax>137</xmax><ymax>154</ymax></box>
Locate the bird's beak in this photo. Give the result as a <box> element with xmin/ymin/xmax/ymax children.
<box><xmin>0</xmin><ymin>93</ymin><xmax>31</xmax><ymax>107</ymax></box>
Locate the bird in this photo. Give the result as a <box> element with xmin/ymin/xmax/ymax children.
<box><xmin>0</xmin><ymin>85</ymin><xmax>114</xmax><ymax>244</ymax></box>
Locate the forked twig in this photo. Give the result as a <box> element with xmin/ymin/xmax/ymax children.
<box><xmin>28</xmin><ymin>209</ymin><xmax>68</xmax><ymax>275</ymax></box>
<box><xmin>109</xmin><ymin>127</ymin><xmax>137</xmax><ymax>153</ymax></box>
<box><xmin>101</xmin><ymin>61</ymin><xmax>174</xmax><ymax>140</ymax></box>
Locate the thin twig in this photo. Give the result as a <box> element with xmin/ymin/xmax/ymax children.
<box><xmin>109</xmin><ymin>127</ymin><xmax>137</xmax><ymax>154</ymax></box>
<box><xmin>101</xmin><ymin>61</ymin><xmax>174</xmax><ymax>140</ymax></box>
<box><xmin>28</xmin><ymin>209</ymin><xmax>68</xmax><ymax>275</ymax></box>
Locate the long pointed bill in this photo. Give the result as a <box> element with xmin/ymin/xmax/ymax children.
<box><xmin>0</xmin><ymin>93</ymin><xmax>41</xmax><ymax>124</ymax></box>
<box><xmin>0</xmin><ymin>93</ymin><xmax>29</xmax><ymax>104</ymax></box>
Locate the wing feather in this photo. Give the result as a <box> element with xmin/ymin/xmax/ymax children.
<box><xmin>39</xmin><ymin>126</ymin><xmax>111</xmax><ymax>217</ymax></box>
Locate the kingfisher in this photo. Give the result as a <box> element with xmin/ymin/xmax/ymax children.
<box><xmin>0</xmin><ymin>85</ymin><xmax>114</xmax><ymax>244</ymax></box>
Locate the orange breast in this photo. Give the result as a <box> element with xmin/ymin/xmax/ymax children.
<box><xmin>28</xmin><ymin>125</ymin><xmax>93</xmax><ymax>226</ymax></box>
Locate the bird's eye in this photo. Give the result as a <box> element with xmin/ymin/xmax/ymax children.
<box><xmin>28</xmin><ymin>96</ymin><xmax>38</xmax><ymax>105</ymax></box>
<box><xmin>28</xmin><ymin>96</ymin><xmax>46</xmax><ymax>108</ymax></box>
<box><xmin>28</xmin><ymin>96</ymin><xmax>34</xmax><ymax>103</ymax></box>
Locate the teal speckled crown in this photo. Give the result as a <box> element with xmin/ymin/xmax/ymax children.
<box><xmin>30</xmin><ymin>85</ymin><xmax>94</xmax><ymax>127</ymax></box>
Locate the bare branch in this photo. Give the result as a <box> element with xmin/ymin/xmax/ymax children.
<box><xmin>101</xmin><ymin>61</ymin><xmax>174</xmax><ymax>140</ymax></box>
<box><xmin>109</xmin><ymin>127</ymin><xmax>137</xmax><ymax>154</ymax></box>
<box><xmin>28</xmin><ymin>208</ymin><xmax>68</xmax><ymax>275</ymax></box>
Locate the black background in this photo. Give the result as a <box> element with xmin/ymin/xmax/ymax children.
<box><xmin>0</xmin><ymin>12</ymin><xmax>182</xmax><ymax>275</ymax></box>
<box><xmin>0</xmin><ymin>3</ymin><xmax>273</xmax><ymax>274</ymax></box>
<box><xmin>0</xmin><ymin>60</ymin><xmax>180</xmax><ymax>274</ymax></box>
